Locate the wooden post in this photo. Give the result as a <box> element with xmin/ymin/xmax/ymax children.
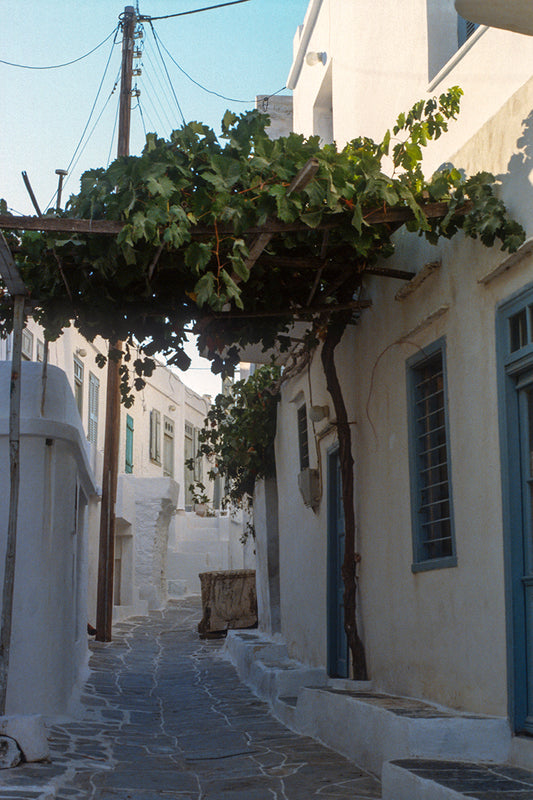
<box><xmin>0</xmin><ymin>295</ymin><xmax>25</xmax><ymax>713</ymax></box>
<box><xmin>96</xmin><ymin>5</ymin><xmax>136</xmax><ymax>642</ymax></box>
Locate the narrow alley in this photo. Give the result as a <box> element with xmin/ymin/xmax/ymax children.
<box><xmin>0</xmin><ymin>598</ymin><xmax>380</xmax><ymax>799</ymax></box>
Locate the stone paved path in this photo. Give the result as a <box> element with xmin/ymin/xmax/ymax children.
<box><xmin>0</xmin><ymin>597</ymin><xmax>381</xmax><ymax>799</ymax></box>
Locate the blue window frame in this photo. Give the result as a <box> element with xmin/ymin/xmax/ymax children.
<box><xmin>407</xmin><ymin>339</ymin><xmax>457</xmax><ymax>572</ymax></box>
<box><xmin>497</xmin><ymin>283</ymin><xmax>533</xmax><ymax>733</ymax></box>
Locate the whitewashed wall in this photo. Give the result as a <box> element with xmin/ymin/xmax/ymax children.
<box><xmin>273</xmin><ymin>0</ymin><xmax>533</xmax><ymax>715</ymax></box>
<box><xmin>0</xmin><ymin>363</ymin><xmax>96</xmax><ymax>715</ymax></box>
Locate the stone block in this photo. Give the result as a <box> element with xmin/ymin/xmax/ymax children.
<box><xmin>0</xmin><ymin>735</ymin><xmax>22</xmax><ymax>769</ymax></box>
<box><xmin>198</xmin><ymin>570</ymin><xmax>257</xmax><ymax>635</ymax></box>
<box><xmin>0</xmin><ymin>714</ymin><xmax>50</xmax><ymax>762</ymax></box>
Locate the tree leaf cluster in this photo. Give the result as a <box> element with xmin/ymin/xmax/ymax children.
<box><xmin>0</xmin><ymin>87</ymin><xmax>525</xmax><ymax>395</ymax></box>
<box><xmin>189</xmin><ymin>364</ymin><xmax>281</xmax><ymax>509</ymax></box>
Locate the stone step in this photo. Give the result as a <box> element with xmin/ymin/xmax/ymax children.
<box><xmin>382</xmin><ymin>758</ymin><xmax>533</xmax><ymax>799</ymax></box>
<box><xmin>293</xmin><ymin>688</ymin><xmax>511</xmax><ymax>776</ymax></box>
<box><xmin>224</xmin><ymin>629</ymin><xmax>512</xmax><ymax>779</ymax></box>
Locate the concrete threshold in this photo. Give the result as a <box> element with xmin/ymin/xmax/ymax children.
<box><xmin>224</xmin><ymin>629</ymin><xmax>522</xmax><ymax>799</ymax></box>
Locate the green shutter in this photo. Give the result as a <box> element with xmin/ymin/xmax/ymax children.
<box><xmin>125</xmin><ymin>414</ymin><xmax>134</xmax><ymax>473</ymax></box>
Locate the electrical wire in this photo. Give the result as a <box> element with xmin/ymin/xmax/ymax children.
<box><xmin>44</xmin><ymin>32</ymin><xmax>120</xmax><ymax>211</ymax></box>
<box><xmin>148</xmin><ymin>22</ymin><xmax>186</xmax><ymax>126</ymax></box>
<box><xmin>106</xmin><ymin>93</ymin><xmax>121</xmax><ymax>167</ymax></box>
<box><xmin>142</xmin><ymin>0</ymin><xmax>251</xmax><ymax>22</ymax></box>
<box><xmin>141</xmin><ymin>41</ymin><xmax>180</xmax><ymax>131</ymax></box>
<box><xmin>65</xmin><ymin>69</ymin><xmax>121</xmax><ymax>182</ymax></box>
<box><xmin>136</xmin><ymin>99</ymin><xmax>148</xmax><ymax>139</ymax></box>
<box><xmin>0</xmin><ymin>27</ymin><xmax>119</xmax><ymax>70</ymax></box>
<box><xmin>150</xmin><ymin>25</ymin><xmax>286</xmax><ymax>105</ymax></box>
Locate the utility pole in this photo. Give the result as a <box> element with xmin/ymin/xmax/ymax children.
<box><xmin>96</xmin><ymin>5</ymin><xmax>136</xmax><ymax>642</ymax></box>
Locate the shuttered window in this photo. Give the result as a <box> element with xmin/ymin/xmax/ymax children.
<box><xmin>73</xmin><ymin>357</ymin><xmax>84</xmax><ymax>417</ymax></box>
<box><xmin>150</xmin><ymin>409</ymin><xmax>161</xmax><ymax>463</ymax></box>
<box><xmin>88</xmin><ymin>372</ymin><xmax>99</xmax><ymax>446</ymax></box>
<box><xmin>163</xmin><ymin>416</ymin><xmax>174</xmax><ymax>478</ymax></box>
<box><xmin>125</xmin><ymin>414</ymin><xmax>134</xmax><ymax>474</ymax></box>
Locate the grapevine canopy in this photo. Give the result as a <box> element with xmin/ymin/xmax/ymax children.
<box><xmin>0</xmin><ymin>86</ymin><xmax>525</xmax><ymax>391</ymax></box>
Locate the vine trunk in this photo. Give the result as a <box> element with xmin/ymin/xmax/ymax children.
<box><xmin>321</xmin><ymin>311</ymin><xmax>368</xmax><ymax>681</ymax></box>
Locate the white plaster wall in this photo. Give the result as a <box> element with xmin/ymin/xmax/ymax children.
<box><xmin>167</xmin><ymin>509</ymin><xmax>255</xmax><ymax>597</ymax></box>
<box><xmin>274</xmin><ymin>2</ymin><xmax>533</xmax><ymax>714</ymax></box>
<box><xmin>275</xmin><ymin>350</ymin><xmax>335</xmax><ymax>668</ymax></box>
<box><xmin>0</xmin><ymin>363</ymin><xmax>96</xmax><ymax>715</ymax></box>
<box><xmin>123</xmin><ymin>476</ymin><xmax>180</xmax><ymax>611</ymax></box>
<box><xmin>289</xmin><ymin>0</ymin><xmax>533</xmax><ymax>174</ymax></box>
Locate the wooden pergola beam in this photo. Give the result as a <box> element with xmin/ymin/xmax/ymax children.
<box><xmin>244</xmin><ymin>157</ymin><xmax>320</xmax><ymax>272</ymax></box>
<box><xmin>0</xmin><ymin>200</ymin><xmax>472</xmax><ymax>239</ymax></box>
<box><xmin>260</xmin><ymin>254</ymin><xmax>415</xmax><ymax>280</ymax></box>
<box><xmin>0</xmin><ymin>234</ymin><xmax>27</xmax><ymax>713</ymax></box>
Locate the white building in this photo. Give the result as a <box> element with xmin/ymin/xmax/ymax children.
<box><xmin>233</xmin><ymin>0</ymin><xmax>533</xmax><ymax>785</ymax></box>
<box><xmin>0</xmin><ymin>319</ymin><xmax>240</xmax><ymax>624</ymax></box>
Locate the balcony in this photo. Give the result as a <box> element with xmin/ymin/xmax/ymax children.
<box><xmin>455</xmin><ymin>0</ymin><xmax>533</xmax><ymax>37</ymax></box>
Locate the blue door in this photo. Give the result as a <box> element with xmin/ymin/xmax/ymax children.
<box><xmin>327</xmin><ymin>447</ymin><xmax>348</xmax><ymax>677</ymax></box>
<box><xmin>515</xmin><ymin>372</ymin><xmax>533</xmax><ymax>732</ymax></box>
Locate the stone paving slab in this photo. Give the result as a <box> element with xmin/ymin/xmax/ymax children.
<box><xmin>390</xmin><ymin>758</ymin><xmax>533</xmax><ymax>797</ymax></box>
<box><xmin>0</xmin><ymin>598</ymin><xmax>381</xmax><ymax>799</ymax></box>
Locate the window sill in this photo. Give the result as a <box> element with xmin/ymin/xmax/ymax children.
<box><xmin>412</xmin><ymin>555</ymin><xmax>458</xmax><ymax>573</ymax></box>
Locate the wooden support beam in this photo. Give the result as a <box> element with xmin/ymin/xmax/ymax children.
<box><xmin>244</xmin><ymin>157</ymin><xmax>320</xmax><ymax>272</ymax></box>
<box><xmin>211</xmin><ymin>298</ymin><xmax>372</xmax><ymax>319</ymax></box>
<box><xmin>0</xmin><ymin>215</ymin><xmax>123</xmax><ymax>235</ymax></box>
<box><xmin>260</xmin><ymin>254</ymin><xmax>415</xmax><ymax>280</ymax></box>
<box><xmin>0</xmin><ymin>200</ymin><xmax>472</xmax><ymax>239</ymax></box>
<box><xmin>0</xmin><ymin>234</ymin><xmax>27</xmax><ymax>296</ymax></box>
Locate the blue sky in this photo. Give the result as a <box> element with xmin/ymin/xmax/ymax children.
<box><xmin>1</xmin><ymin>0</ymin><xmax>310</xmax><ymax>394</ymax></box>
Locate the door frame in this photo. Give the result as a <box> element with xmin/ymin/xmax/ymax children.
<box><xmin>497</xmin><ymin>284</ymin><xmax>533</xmax><ymax>733</ymax></box>
<box><xmin>326</xmin><ymin>443</ymin><xmax>348</xmax><ymax>678</ymax></box>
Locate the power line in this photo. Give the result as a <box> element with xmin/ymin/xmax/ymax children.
<box><xmin>142</xmin><ymin>0</ymin><xmax>251</xmax><ymax>22</ymax></box>
<box><xmin>106</xmin><ymin>95</ymin><xmax>121</xmax><ymax>167</ymax></box>
<box><xmin>44</xmin><ymin>31</ymin><xmax>121</xmax><ymax>211</ymax></box>
<box><xmin>148</xmin><ymin>22</ymin><xmax>186</xmax><ymax>126</ymax></box>
<box><xmin>141</xmin><ymin>38</ymin><xmax>179</xmax><ymax>130</ymax></box>
<box><xmin>0</xmin><ymin>27</ymin><xmax>119</xmax><ymax>70</ymax></box>
<box><xmin>64</xmin><ymin>71</ymin><xmax>121</xmax><ymax>187</ymax></box>
<box><xmin>150</xmin><ymin>26</ymin><xmax>286</xmax><ymax>105</ymax></box>
<box><xmin>136</xmin><ymin>99</ymin><xmax>148</xmax><ymax>138</ymax></box>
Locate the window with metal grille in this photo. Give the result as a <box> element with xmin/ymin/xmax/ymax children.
<box><xmin>297</xmin><ymin>404</ymin><xmax>309</xmax><ymax>471</ymax></box>
<box><xmin>408</xmin><ymin>341</ymin><xmax>456</xmax><ymax>571</ymax></box>
<box><xmin>88</xmin><ymin>372</ymin><xmax>99</xmax><ymax>446</ymax></box>
<box><xmin>149</xmin><ymin>409</ymin><xmax>161</xmax><ymax>463</ymax></box>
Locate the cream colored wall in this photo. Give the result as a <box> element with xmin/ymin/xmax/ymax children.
<box><xmin>276</xmin><ymin>2</ymin><xmax>533</xmax><ymax>713</ymax></box>
<box><xmin>290</xmin><ymin>0</ymin><xmax>533</xmax><ymax>172</ymax></box>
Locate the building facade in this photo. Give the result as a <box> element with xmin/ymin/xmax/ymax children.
<box><xmin>264</xmin><ymin>0</ymin><xmax>533</xmax><ymax>741</ymax></box>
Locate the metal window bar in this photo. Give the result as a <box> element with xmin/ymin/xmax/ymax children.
<box><xmin>415</xmin><ymin>353</ymin><xmax>452</xmax><ymax>559</ymax></box>
<box><xmin>418</xmin><ymin>441</ymin><xmax>447</xmax><ymax>459</ymax></box>
<box><xmin>417</xmin><ymin>423</ymin><xmax>446</xmax><ymax>441</ymax></box>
